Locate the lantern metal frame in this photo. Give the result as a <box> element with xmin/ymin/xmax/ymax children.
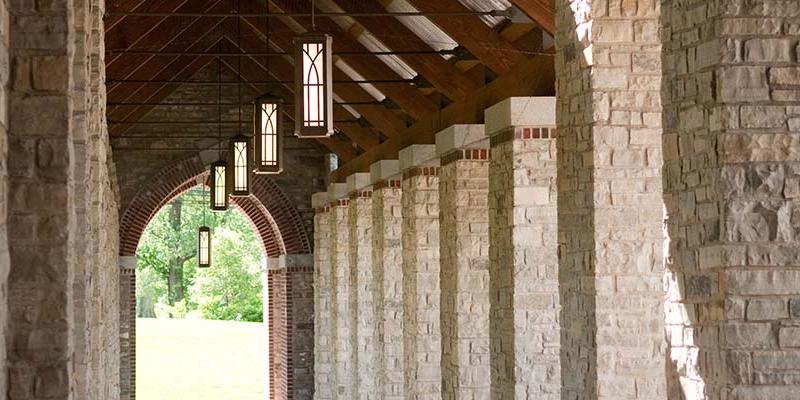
<box><xmin>210</xmin><ymin>160</ymin><xmax>229</xmax><ymax>211</ymax></box>
<box><xmin>254</xmin><ymin>95</ymin><xmax>283</xmax><ymax>174</ymax></box>
<box><xmin>198</xmin><ymin>226</ymin><xmax>212</xmax><ymax>268</ymax></box>
<box><xmin>294</xmin><ymin>33</ymin><xmax>334</xmax><ymax>138</ymax></box>
<box><xmin>228</xmin><ymin>134</ymin><xmax>252</xmax><ymax>196</ymax></box>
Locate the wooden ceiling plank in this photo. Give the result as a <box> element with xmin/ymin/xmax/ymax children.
<box><xmin>509</xmin><ymin>0</ymin><xmax>555</xmax><ymax>34</ymax></box>
<box><xmin>404</xmin><ymin>0</ymin><xmax>528</xmax><ymax>75</ymax></box>
<box><xmin>331</xmin><ymin>54</ymin><xmax>555</xmax><ymax>181</ymax></box>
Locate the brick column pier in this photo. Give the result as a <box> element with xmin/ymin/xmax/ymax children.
<box><xmin>486</xmin><ymin>97</ymin><xmax>560</xmax><ymax>399</ymax></box>
<box><xmin>329</xmin><ymin>183</ymin><xmax>354</xmax><ymax>399</ymax></box>
<box><xmin>312</xmin><ymin>193</ymin><xmax>334</xmax><ymax>400</ymax></box>
<box><xmin>119</xmin><ymin>256</ymin><xmax>137</xmax><ymax>400</ymax></box>
<box><xmin>399</xmin><ymin>144</ymin><xmax>442</xmax><ymax>399</ymax></box>
<box><xmin>436</xmin><ymin>125</ymin><xmax>491</xmax><ymax>399</ymax></box>
<box><xmin>370</xmin><ymin>160</ymin><xmax>404</xmax><ymax>400</ymax></box>
<box><xmin>347</xmin><ymin>172</ymin><xmax>378</xmax><ymax>399</ymax></box>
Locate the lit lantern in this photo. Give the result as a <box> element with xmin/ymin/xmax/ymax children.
<box><xmin>229</xmin><ymin>134</ymin><xmax>251</xmax><ymax>196</ymax></box>
<box><xmin>198</xmin><ymin>226</ymin><xmax>211</xmax><ymax>268</ymax></box>
<box><xmin>254</xmin><ymin>95</ymin><xmax>283</xmax><ymax>174</ymax></box>
<box><xmin>210</xmin><ymin>160</ymin><xmax>228</xmax><ymax>211</ymax></box>
<box><xmin>294</xmin><ymin>33</ymin><xmax>334</xmax><ymax>138</ymax></box>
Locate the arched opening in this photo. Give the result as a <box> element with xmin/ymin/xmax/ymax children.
<box><xmin>135</xmin><ymin>187</ymin><xmax>269</xmax><ymax>399</ymax></box>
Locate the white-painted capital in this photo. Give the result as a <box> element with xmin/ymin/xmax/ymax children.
<box><xmin>399</xmin><ymin>144</ymin><xmax>438</xmax><ymax>171</ymax></box>
<box><xmin>436</xmin><ymin>124</ymin><xmax>488</xmax><ymax>156</ymax></box>
<box><xmin>370</xmin><ymin>159</ymin><xmax>400</xmax><ymax>184</ymax></box>
<box><xmin>312</xmin><ymin>192</ymin><xmax>330</xmax><ymax>209</ymax></box>
<box><xmin>346</xmin><ymin>172</ymin><xmax>372</xmax><ymax>193</ymax></box>
<box><xmin>485</xmin><ymin>97</ymin><xmax>556</xmax><ymax>136</ymax></box>
<box><xmin>279</xmin><ymin>253</ymin><xmax>314</xmax><ymax>268</ymax></box>
<box><xmin>120</xmin><ymin>256</ymin><xmax>137</xmax><ymax>269</ymax></box>
<box><xmin>327</xmin><ymin>182</ymin><xmax>348</xmax><ymax>201</ymax></box>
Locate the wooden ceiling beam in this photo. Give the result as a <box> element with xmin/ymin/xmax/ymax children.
<box><xmin>404</xmin><ymin>0</ymin><xmax>528</xmax><ymax>75</ymax></box>
<box><xmin>268</xmin><ymin>0</ymin><xmax>439</xmax><ymax>120</ymax></box>
<box><xmin>322</xmin><ymin>0</ymin><xmax>481</xmax><ymax>102</ymax></box>
<box><xmin>509</xmin><ymin>0</ymin><xmax>555</xmax><ymax>34</ymax></box>
<box><xmin>104</xmin><ymin>0</ymin><xmax>189</xmax><ymax>32</ymax></box>
<box><xmin>331</xmin><ymin>54</ymin><xmax>555</xmax><ymax>181</ymax></box>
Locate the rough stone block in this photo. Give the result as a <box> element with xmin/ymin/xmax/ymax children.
<box><xmin>747</xmin><ymin>299</ymin><xmax>788</xmax><ymax>321</ymax></box>
<box><xmin>779</xmin><ymin>327</ymin><xmax>800</xmax><ymax>347</ymax></box>
<box><xmin>312</xmin><ymin>192</ymin><xmax>329</xmax><ymax>209</ymax></box>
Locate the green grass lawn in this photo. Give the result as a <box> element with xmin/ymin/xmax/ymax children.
<box><xmin>137</xmin><ymin>318</ymin><xmax>268</xmax><ymax>400</ymax></box>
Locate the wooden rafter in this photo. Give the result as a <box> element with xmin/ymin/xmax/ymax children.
<box><xmin>509</xmin><ymin>0</ymin><xmax>555</xmax><ymax>34</ymax></box>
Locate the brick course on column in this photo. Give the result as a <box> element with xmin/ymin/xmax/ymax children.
<box><xmin>313</xmin><ymin>194</ymin><xmax>334</xmax><ymax>400</ymax></box>
<box><xmin>119</xmin><ymin>259</ymin><xmax>137</xmax><ymax>400</ymax></box>
<box><xmin>329</xmin><ymin>183</ymin><xmax>354</xmax><ymax>398</ymax></box>
<box><xmin>400</xmin><ymin>145</ymin><xmax>442</xmax><ymax>399</ymax></box>
<box><xmin>347</xmin><ymin>173</ymin><xmax>379</xmax><ymax>399</ymax></box>
<box><xmin>556</xmin><ymin>0</ymin><xmax>666</xmax><ymax>398</ymax></box>
<box><xmin>436</xmin><ymin>125</ymin><xmax>491</xmax><ymax>399</ymax></box>
<box><xmin>485</xmin><ymin>98</ymin><xmax>561</xmax><ymax>400</ymax></box>
<box><xmin>662</xmin><ymin>1</ymin><xmax>800</xmax><ymax>398</ymax></box>
<box><xmin>269</xmin><ymin>265</ymin><xmax>289</xmax><ymax>400</ymax></box>
<box><xmin>370</xmin><ymin>160</ymin><xmax>404</xmax><ymax>400</ymax></box>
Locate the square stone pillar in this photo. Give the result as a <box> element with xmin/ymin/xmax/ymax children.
<box><xmin>485</xmin><ymin>98</ymin><xmax>561</xmax><ymax>399</ymax></box>
<box><xmin>267</xmin><ymin>257</ymin><xmax>289</xmax><ymax>400</ymax></box>
<box><xmin>328</xmin><ymin>182</ymin><xmax>353</xmax><ymax>399</ymax></box>
<box><xmin>347</xmin><ymin>172</ymin><xmax>379</xmax><ymax>399</ymax></box>
<box><xmin>370</xmin><ymin>160</ymin><xmax>404</xmax><ymax>400</ymax></box>
<box><xmin>281</xmin><ymin>254</ymin><xmax>315</xmax><ymax>400</ymax></box>
<box><xmin>313</xmin><ymin>193</ymin><xmax>334</xmax><ymax>400</ymax></box>
<box><xmin>399</xmin><ymin>144</ymin><xmax>442</xmax><ymax>399</ymax></box>
<box><xmin>436</xmin><ymin>125</ymin><xmax>491</xmax><ymax>399</ymax></box>
<box><xmin>119</xmin><ymin>256</ymin><xmax>138</xmax><ymax>400</ymax></box>
<box><xmin>555</xmin><ymin>0</ymin><xmax>666</xmax><ymax>397</ymax></box>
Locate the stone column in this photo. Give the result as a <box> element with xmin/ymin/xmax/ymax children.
<box><xmin>312</xmin><ymin>193</ymin><xmax>334</xmax><ymax>400</ymax></box>
<box><xmin>370</xmin><ymin>160</ymin><xmax>404</xmax><ymax>400</ymax></box>
<box><xmin>661</xmin><ymin>2</ymin><xmax>800</xmax><ymax>398</ymax></box>
<box><xmin>119</xmin><ymin>256</ymin><xmax>138</xmax><ymax>400</ymax></box>
<box><xmin>267</xmin><ymin>257</ymin><xmax>288</xmax><ymax>400</ymax></box>
<box><xmin>329</xmin><ymin>183</ymin><xmax>354</xmax><ymax>399</ymax></box>
<box><xmin>347</xmin><ymin>172</ymin><xmax>378</xmax><ymax>399</ymax></box>
<box><xmin>486</xmin><ymin>98</ymin><xmax>560</xmax><ymax>399</ymax></box>
<box><xmin>399</xmin><ymin>144</ymin><xmax>442</xmax><ymax>399</ymax></box>
<box><xmin>282</xmin><ymin>254</ymin><xmax>315</xmax><ymax>400</ymax></box>
<box><xmin>436</xmin><ymin>125</ymin><xmax>491</xmax><ymax>399</ymax></box>
<box><xmin>555</xmin><ymin>0</ymin><xmax>666</xmax><ymax>398</ymax></box>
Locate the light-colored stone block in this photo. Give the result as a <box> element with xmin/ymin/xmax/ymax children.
<box><xmin>280</xmin><ymin>253</ymin><xmax>314</xmax><ymax>268</ymax></box>
<box><xmin>119</xmin><ymin>256</ymin><xmax>137</xmax><ymax>269</ymax></box>
<box><xmin>399</xmin><ymin>144</ymin><xmax>438</xmax><ymax>171</ymax></box>
<box><xmin>346</xmin><ymin>172</ymin><xmax>371</xmax><ymax>193</ymax></box>
<box><xmin>435</xmin><ymin>124</ymin><xmax>488</xmax><ymax>156</ymax></box>
<box><xmin>328</xmin><ymin>183</ymin><xmax>348</xmax><ymax>200</ymax></box>
<box><xmin>312</xmin><ymin>192</ymin><xmax>330</xmax><ymax>209</ymax></box>
<box><xmin>370</xmin><ymin>159</ymin><xmax>400</xmax><ymax>184</ymax></box>
<box><xmin>485</xmin><ymin>97</ymin><xmax>556</xmax><ymax>136</ymax></box>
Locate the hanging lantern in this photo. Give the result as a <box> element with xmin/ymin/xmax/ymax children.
<box><xmin>210</xmin><ymin>160</ymin><xmax>228</xmax><ymax>211</ymax></box>
<box><xmin>198</xmin><ymin>226</ymin><xmax>211</xmax><ymax>268</ymax></box>
<box><xmin>229</xmin><ymin>134</ymin><xmax>251</xmax><ymax>196</ymax></box>
<box><xmin>254</xmin><ymin>95</ymin><xmax>283</xmax><ymax>174</ymax></box>
<box><xmin>294</xmin><ymin>33</ymin><xmax>334</xmax><ymax>138</ymax></box>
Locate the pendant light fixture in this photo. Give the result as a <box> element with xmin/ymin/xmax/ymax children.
<box><xmin>210</xmin><ymin>41</ymin><xmax>229</xmax><ymax>211</ymax></box>
<box><xmin>198</xmin><ymin>201</ymin><xmax>212</xmax><ymax>270</ymax></box>
<box><xmin>229</xmin><ymin>0</ymin><xmax>251</xmax><ymax>195</ymax></box>
<box><xmin>294</xmin><ymin>2</ymin><xmax>333</xmax><ymax>138</ymax></box>
<box><xmin>253</xmin><ymin>5</ymin><xmax>283</xmax><ymax>174</ymax></box>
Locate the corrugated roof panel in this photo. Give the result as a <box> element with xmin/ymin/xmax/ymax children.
<box><xmin>386</xmin><ymin>0</ymin><xmax>458</xmax><ymax>56</ymax></box>
<box><xmin>335</xmin><ymin>59</ymin><xmax>386</xmax><ymax>101</ymax></box>
<box><xmin>457</xmin><ymin>0</ymin><xmax>512</xmax><ymax>27</ymax></box>
<box><xmin>357</xmin><ymin>31</ymin><xmax>418</xmax><ymax>80</ymax></box>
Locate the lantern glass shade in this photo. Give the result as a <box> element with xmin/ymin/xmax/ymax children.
<box><xmin>198</xmin><ymin>226</ymin><xmax>211</xmax><ymax>268</ymax></box>
<box><xmin>229</xmin><ymin>135</ymin><xmax>251</xmax><ymax>196</ymax></box>
<box><xmin>210</xmin><ymin>161</ymin><xmax>228</xmax><ymax>211</ymax></box>
<box><xmin>294</xmin><ymin>33</ymin><xmax>334</xmax><ymax>138</ymax></box>
<box><xmin>254</xmin><ymin>96</ymin><xmax>283</xmax><ymax>174</ymax></box>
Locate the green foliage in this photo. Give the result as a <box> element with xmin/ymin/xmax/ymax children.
<box><xmin>136</xmin><ymin>189</ymin><xmax>264</xmax><ymax>322</ymax></box>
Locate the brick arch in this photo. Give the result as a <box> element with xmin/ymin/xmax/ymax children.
<box><xmin>119</xmin><ymin>155</ymin><xmax>311</xmax><ymax>258</ymax></box>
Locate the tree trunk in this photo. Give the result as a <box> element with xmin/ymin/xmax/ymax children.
<box><xmin>168</xmin><ymin>198</ymin><xmax>185</xmax><ymax>305</ymax></box>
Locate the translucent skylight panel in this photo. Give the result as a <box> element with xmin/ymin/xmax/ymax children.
<box><xmin>385</xmin><ymin>0</ymin><xmax>458</xmax><ymax>55</ymax></box>
<box><xmin>457</xmin><ymin>0</ymin><xmax>513</xmax><ymax>27</ymax></box>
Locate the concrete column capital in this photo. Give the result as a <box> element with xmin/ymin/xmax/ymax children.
<box><xmin>399</xmin><ymin>144</ymin><xmax>439</xmax><ymax>172</ymax></box>
<box><xmin>485</xmin><ymin>97</ymin><xmax>556</xmax><ymax>137</ymax></box>
<box><xmin>435</xmin><ymin>124</ymin><xmax>488</xmax><ymax>156</ymax></box>
<box><xmin>370</xmin><ymin>160</ymin><xmax>401</xmax><ymax>185</ymax></box>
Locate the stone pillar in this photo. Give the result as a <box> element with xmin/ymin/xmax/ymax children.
<box><xmin>283</xmin><ymin>254</ymin><xmax>315</xmax><ymax>400</ymax></box>
<box><xmin>370</xmin><ymin>160</ymin><xmax>404</xmax><ymax>400</ymax></box>
<box><xmin>399</xmin><ymin>144</ymin><xmax>442</xmax><ymax>399</ymax></box>
<box><xmin>329</xmin><ymin>183</ymin><xmax>354</xmax><ymax>399</ymax></box>
<box><xmin>555</xmin><ymin>0</ymin><xmax>666</xmax><ymax>398</ymax></box>
<box><xmin>661</xmin><ymin>2</ymin><xmax>800</xmax><ymax>398</ymax></box>
<box><xmin>436</xmin><ymin>125</ymin><xmax>491</xmax><ymax>399</ymax></box>
<box><xmin>347</xmin><ymin>172</ymin><xmax>378</xmax><ymax>399</ymax></box>
<box><xmin>119</xmin><ymin>256</ymin><xmax>137</xmax><ymax>400</ymax></box>
<box><xmin>313</xmin><ymin>193</ymin><xmax>334</xmax><ymax>400</ymax></box>
<box><xmin>267</xmin><ymin>258</ymin><xmax>288</xmax><ymax>400</ymax></box>
<box><xmin>486</xmin><ymin>98</ymin><xmax>560</xmax><ymax>399</ymax></box>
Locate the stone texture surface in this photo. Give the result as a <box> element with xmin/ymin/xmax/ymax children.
<box><xmin>401</xmin><ymin>168</ymin><xmax>442</xmax><ymax>400</ymax></box>
<box><xmin>662</xmin><ymin>0</ymin><xmax>800</xmax><ymax>398</ymax></box>
<box><xmin>488</xmin><ymin>129</ymin><xmax>560</xmax><ymax>399</ymax></box>
<box><xmin>331</xmin><ymin>201</ymin><xmax>354</xmax><ymax>398</ymax></box>
<box><xmin>371</xmin><ymin>182</ymin><xmax>404</xmax><ymax>400</ymax></box>
<box><xmin>314</xmin><ymin>208</ymin><xmax>335</xmax><ymax>399</ymax></box>
<box><xmin>439</xmin><ymin>153</ymin><xmax>491</xmax><ymax>400</ymax></box>
<box><xmin>555</xmin><ymin>0</ymin><xmax>667</xmax><ymax>398</ymax></box>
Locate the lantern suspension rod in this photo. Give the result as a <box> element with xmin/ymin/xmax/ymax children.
<box><xmin>105</xmin><ymin>49</ymin><xmax>456</xmax><ymax>56</ymax></box>
<box><xmin>104</xmin><ymin>10</ymin><xmax>514</xmax><ymax>18</ymax></box>
<box><xmin>106</xmin><ymin>79</ymin><xmax>414</xmax><ymax>84</ymax></box>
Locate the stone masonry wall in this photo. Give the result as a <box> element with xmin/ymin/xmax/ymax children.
<box><xmin>401</xmin><ymin>168</ymin><xmax>441</xmax><ymax>399</ymax></box>
<box><xmin>349</xmin><ymin>192</ymin><xmax>378</xmax><ymax>399</ymax></box>
<box><xmin>314</xmin><ymin>209</ymin><xmax>334</xmax><ymax>399</ymax></box>
<box><xmin>556</xmin><ymin>0</ymin><xmax>666</xmax><ymax>398</ymax></box>
<box><xmin>661</xmin><ymin>1</ymin><xmax>800</xmax><ymax>398</ymax></box>
<box><xmin>439</xmin><ymin>152</ymin><xmax>491</xmax><ymax>399</ymax></box>
<box><xmin>331</xmin><ymin>201</ymin><xmax>354</xmax><ymax>398</ymax></box>
<box><xmin>489</xmin><ymin>129</ymin><xmax>560</xmax><ymax>399</ymax></box>
<box><xmin>371</xmin><ymin>182</ymin><xmax>404</xmax><ymax>400</ymax></box>
<box><xmin>289</xmin><ymin>264</ymin><xmax>314</xmax><ymax>400</ymax></box>
<box><xmin>0</xmin><ymin>0</ymin><xmax>9</xmax><ymax>394</ymax></box>
<box><xmin>269</xmin><ymin>267</ymin><xmax>289</xmax><ymax>400</ymax></box>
